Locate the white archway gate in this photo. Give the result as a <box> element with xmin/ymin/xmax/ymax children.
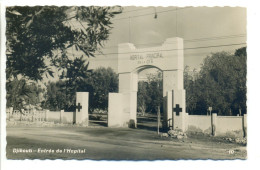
<box><xmin>108</xmin><ymin>37</ymin><xmax>187</xmax><ymax>131</ymax></box>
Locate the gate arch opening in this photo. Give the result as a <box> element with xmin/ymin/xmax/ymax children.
<box><xmin>136</xmin><ymin>67</ymin><xmax>163</xmax><ymax>131</ymax></box>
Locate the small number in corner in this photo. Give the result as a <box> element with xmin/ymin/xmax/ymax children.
<box><xmin>228</xmin><ymin>150</ymin><xmax>235</xmax><ymax>154</ymax></box>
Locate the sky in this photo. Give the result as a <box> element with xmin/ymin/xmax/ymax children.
<box><xmin>47</xmin><ymin>6</ymin><xmax>247</xmax><ymax>81</ymax></box>
<box><xmin>85</xmin><ymin>7</ymin><xmax>247</xmax><ymax>72</ymax></box>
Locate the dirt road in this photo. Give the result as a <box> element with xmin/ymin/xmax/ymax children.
<box><xmin>6</xmin><ymin>126</ymin><xmax>246</xmax><ymax>160</ymax></box>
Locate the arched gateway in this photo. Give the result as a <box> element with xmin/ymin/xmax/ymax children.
<box><xmin>108</xmin><ymin>37</ymin><xmax>187</xmax><ymax>131</ymax></box>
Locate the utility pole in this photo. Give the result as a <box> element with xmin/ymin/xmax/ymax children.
<box><xmin>208</xmin><ymin>107</ymin><xmax>212</xmax><ymax>116</ymax></box>
<box><xmin>157</xmin><ymin>106</ymin><xmax>160</xmax><ymax>135</ymax></box>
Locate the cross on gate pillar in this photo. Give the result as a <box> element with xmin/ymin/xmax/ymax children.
<box><xmin>76</xmin><ymin>92</ymin><xmax>89</xmax><ymax>126</ymax></box>
<box><xmin>172</xmin><ymin>104</ymin><xmax>183</xmax><ymax>130</ymax></box>
<box><xmin>166</xmin><ymin>89</ymin><xmax>186</xmax><ymax>131</ymax></box>
<box><xmin>76</xmin><ymin>103</ymin><xmax>82</xmax><ymax>112</ymax></box>
<box><xmin>173</xmin><ymin>104</ymin><xmax>182</xmax><ymax>116</ymax></box>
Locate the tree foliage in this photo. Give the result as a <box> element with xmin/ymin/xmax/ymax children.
<box><xmin>185</xmin><ymin>47</ymin><xmax>247</xmax><ymax>115</ymax></box>
<box><xmin>137</xmin><ymin>71</ymin><xmax>163</xmax><ymax>114</ymax></box>
<box><xmin>87</xmin><ymin>67</ymin><xmax>118</xmax><ymax>111</ymax></box>
<box><xmin>6</xmin><ymin>79</ymin><xmax>44</xmax><ymax>112</ymax></box>
<box><xmin>43</xmin><ymin>67</ymin><xmax>118</xmax><ymax>112</ymax></box>
<box><xmin>137</xmin><ymin>81</ymin><xmax>150</xmax><ymax>115</ymax></box>
<box><xmin>6</xmin><ymin>6</ymin><xmax>121</xmax><ymax>112</ymax></box>
<box><xmin>61</xmin><ymin>56</ymin><xmax>92</xmax><ymax>110</ymax></box>
<box><xmin>42</xmin><ymin>80</ymin><xmax>67</xmax><ymax>111</ymax></box>
<box><xmin>6</xmin><ymin>6</ymin><xmax>122</xmax><ymax>81</ymax></box>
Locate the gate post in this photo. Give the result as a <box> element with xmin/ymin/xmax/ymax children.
<box><xmin>75</xmin><ymin>92</ymin><xmax>89</xmax><ymax>126</ymax></box>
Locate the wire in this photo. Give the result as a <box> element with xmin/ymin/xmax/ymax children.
<box><xmin>112</xmin><ymin>7</ymin><xmax>192</xmax><ymax>21</ymax></box>
<box><xmin>122</xmin><ymin>7</ymin><xmax>154</xmax><ymax>14</ymax></box>
<box><xmin>63</xmin><ymin>42</ymin><xmax>246</xmax><ymax>57</ymax></box>
<box><xmin>90</xmin><ymin>34</ymin><xmax>246</xmax><ymax>50</ymax></box>
<box><xmin>74</xmin><ymin>51</ymin><xmax>236</xmax><ymax>61</ymax></box>
<box><xmin>184</xmin><ymin>43</ymin><xmax>246</xmax><ymax>50</ymax></box>
<box><xmin>185</xmin><ymin>34</ymin><xmax>246</xmax><ymax>43</ymax></box>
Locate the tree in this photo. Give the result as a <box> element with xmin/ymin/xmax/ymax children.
<box><xmin>137</xmin><ymin>81</ymin><xmax>150</xmax><ymax>115</ymax></box>
<box><xmin>147</xmin><ymin>72</ymin><xmax>163</xmax><ymax>113</ymax></box>
<box><xmin>6</xmin><ymin>6</ymin><xmax>122</xmax><ymax>111</ymax></box>
<box><xmin>43</xmin><ymin>67</ymin><xmax>118</xmax><ymax>112</ymax></box>
<box><xmin>6</xmin><ymin>6</ymin><xmax>122</xmax><ymax>81</ymax></box>
<box><xmin>6</xmin><ymin>79</ymin><xmax>44</xmax><ymax>118</ymax></box>
<box><xmin>185</xmin><ymin>47</ymin><xmax>247</xmax><ymax>115</ymax></box>
<box><xmin>86</xmin><ymin>67</ymin><xmax>118</xmax><ymax>112</ymax></box>
<box><xmin>60</xmin><ymin>55</ymin><xmax>92</xmax><ymax>110</ymax></box>
<box><xmin>42</xmin><ymin>80</ymin><xmax>67</xmax><ymax>111</ymax></box>
<box><xmin>137</xmin><ymin>71</ymin><xmax>163</xmax><ymax>114</ymax></box>
<box><xmin>184</xmin><ymin>66</ymin><xmax>199</xmax><ymax>114</ymax></box>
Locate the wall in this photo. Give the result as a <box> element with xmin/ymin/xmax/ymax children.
<box><xmin>216</xmin><ymin>116</ymin><xmax>243</xmax><ymax>136</ymax></box>
<box><xmin>47</xmin><ymin>111</ymin><xmax>74</xmax><ymax>124</ymax></box>
<box><xmin>62</xmin><ymin>112</ymin><xmax>74</xmax><ymax>124</ymax></box>
<box><xmin>185</xmin><ymin>113</ymin><xmax>246</xmax><ymax>137</ymax></box>
<box><xmin>46</xmin><ymin>111</ymin><xmax>61</xmax><ymax>123</ymax></box>
<box><xmin>187</xmin><ymin>115</ymin><xmax>211</xmax><ymax>133</ymax></box>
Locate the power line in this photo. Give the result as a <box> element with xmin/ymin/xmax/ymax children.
<box><xmin>122</xmin><ymin>7</ymin><xmax>154</xmax><ymax>14</ymax></box>
<box><xmin>112</xmin><ymin>7</ymin><xmax>192</xmax><ymax>21</ymax></box>
<box><xmin>184</xmin><ymin>43</ymin><xmax>246</xmax><ymax>50</ymax></box>
<box><xmin>63</xmin><ymin>42</ymin><xmax>246</xmax><ymax>57</ymax></box>
<box><xmin>185</xmin><ymin>34</ymin><xmax>246</xmax><ymax>43</ymax></box>
<box><xmin>96</xmin><ymin>42</ymin><xmax>246</xmax><ymax>56</ymax></box>
<box><xmin>73</xmin><ymin>51</ymin><xmax>236</xmax><ymax>61</ymax></box>
<box><xmin>93</xmin><ymin>34</ymin><xmax>246</xmax><ymax>50</ymax></box>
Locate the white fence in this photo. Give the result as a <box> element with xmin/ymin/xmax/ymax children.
<box><xmin>7</xmin><ymin>108</ymin><xmax>75</xmax><ymax>124</ymax></box>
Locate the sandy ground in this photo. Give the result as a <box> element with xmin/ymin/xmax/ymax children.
<box><xmin>6</xmin><ymin>122</ymin><xmax>246</xmax><ymax>160</ymax></box>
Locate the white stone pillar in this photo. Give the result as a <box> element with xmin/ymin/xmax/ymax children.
<box><xmin>163</xmin><ymin>71</ymin><xmax>178</xmax><ymax>96</ymax></box>
<box><xmin>108</xmin><ymin>93</ymin><xmax>123</xmax><ymax>127</ymax></box>
<box><xmin>129</xmin><ymin>92</ymin><xmax>137</xmax><ymax>128</ymax></box>
<box><xmin>164</xmin><ymin>88</ymin><xmax>186</xmax><ymax>131</ymax></box>
<box><xmin>119</xmin><ymin>72</ymin><xmax>138</xmax><ymax>93</ymax></box>
<box><xmin>76</xmin><ymin>92</ymin><xmax>89</xmax><ymax>126</ymax></box>
<box><xmin>162</xmin><ymin>71</ymin><xmax>176</xmax><ymax>131</ymax></box>
<box><xmin>162</xmin><ymin>70</ymin><xmax>186</xmax><ymax>131</ymax></box>
<box><xmin>172</xmin><ymin>89</ymin><xmax>186</xmax><ymax>131</ymax></box>
<box><xmin>118</xmin><ymin>72</ymin><xmax>138</xmax><ymax>127</ymax></box>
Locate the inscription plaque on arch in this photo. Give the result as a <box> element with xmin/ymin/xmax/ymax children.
<box><xmin>130</xmin><ymin>52</ymin><xmax>163</xmax><ymax>65</ymax></box>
